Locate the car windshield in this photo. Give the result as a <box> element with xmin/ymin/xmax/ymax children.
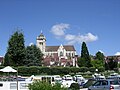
<box><xmin>83</xmin><ymin>79</ymin><xmax>96</xmax><ymax>88</ymax></box>
<box><xmin>110</xmin><ymin>80</ymin><xmax>119</xmax><ymax>85</ymax></box>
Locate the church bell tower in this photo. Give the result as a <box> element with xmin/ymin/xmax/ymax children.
<box><xmin>36</xmin><ymin>32</ymin><xmax>46</xmax><ymax>54</ymax></box>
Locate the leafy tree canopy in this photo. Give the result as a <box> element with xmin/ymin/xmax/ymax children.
<box><xmin>78</xmin><ymin>42</ymin><xmax>92</xmax><ymax>67</ymax></box>
<box><xmin>24</xmin><ymin>45</ymin><xmax>43</xmax><ymax>66</ymax></box>
<box><xmin>4</xmin><ymin>31</ymin><xmax>25</xmax><ymax>66</ymax></box>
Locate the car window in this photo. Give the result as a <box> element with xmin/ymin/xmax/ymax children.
<box><xmin>102</xmin><ymin>81</ymin><xmax>108</xmax><ymax>85</ymax></box>
<box><xmin>110</xmin><ymin>80</ymin><xmax>119</xmax><ymax>85</ymax></box>
<box><xmin>93</xmin><ymin>81</ymin><xmax>101</xmax><ymax>86</ymax></box>
<box><xmin>83</xmin><ymin>79</ymin><xmax>96</xmax><ymax>88</ymax></box>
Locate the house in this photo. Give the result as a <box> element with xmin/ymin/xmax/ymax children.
<box><xmin>36</xmin><ymin>33</ymin><xmax>78</xmax><ymax>67</ymax></box>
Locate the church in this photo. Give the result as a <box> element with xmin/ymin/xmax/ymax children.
<box><xmin>36</xmin><ymin>33</ymin><xmax>78</xmax><ymax>67</ymax></box>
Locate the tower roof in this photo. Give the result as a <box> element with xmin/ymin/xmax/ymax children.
<box><xmin>37</xmin><ymin>33</ymin><xmax>46</xmax><ymax>40</ymax></box>
<box><xmin>39</xmin><ymin>33</ymin><xmax>44</xmax><ymax>37</ymax></box>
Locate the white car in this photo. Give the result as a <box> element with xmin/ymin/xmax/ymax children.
<box><xmin>73</xmin><ymin>75</ymin><xmax>84</xmax><ymax>80</ymax></box>
<box><xmin>62</xmin><ymin>75</ymin><xmax>73</xmax><ymax>80</ymax></box>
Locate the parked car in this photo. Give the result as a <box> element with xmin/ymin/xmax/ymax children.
<box><xmin>83</xmin><ymin>78</ymin><xmax>97</xmax><ymax>88</ymax></box>
<box><xmin>62</xmin><ymin>75</ymin><xmax>75</xmax><ymax>88</ymax></box>
<box><xmin>62</xmin><ymin>75</ymin><xmax>73</xmax><ymax>80</ymax></box>
<box><xmin>73</xmin><ymin>75</ymin><xmax>87</xmax><ymax>86</ymax></box>
<box><xmin>92</xmin><ymin>73</ymin><xmax>105</xmax><ymax>80</ymax></box>
<box><xmin>73</xmin><ymin>75</ymin><xmax>84</xmax><ymax>81</ymax></box>
<box><xmin>88</xmin><ymin>79</ymin><xmax>120</xmax><ymax>90</ymax></box>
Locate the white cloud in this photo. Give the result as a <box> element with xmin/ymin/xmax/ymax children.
<box><xmin>51</xmin><ymin>23</ymin><xmax>70</xmax><ymax>36</ymax></box>
<box><xmin>115</xmin><ymin>52</ymin><xmax>120</xmax><ymax>56</ymax></box>
<box><xmin>65</xmin><ymin>33</ymin><xmax>98</xmax><ymax>45</ymax></box>
<box><xmin>51</xmin><ymin>23</ymin><xmax>98</xmax><ymax>45</ymax></box>
<box><xmin>65</xmin><ymin>34</ymin><xmax>75</xmax><ymax>41</ymax></box>
<box><xmin>78</xmin><ymin>33</ymin><xmax>98</xmax><ymax>43</ymax></box>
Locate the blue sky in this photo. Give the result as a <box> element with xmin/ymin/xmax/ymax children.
<box><xmin>0</xmin><ymin>0</ymin><xmax>120</xmax><ymax>56</ymax></box>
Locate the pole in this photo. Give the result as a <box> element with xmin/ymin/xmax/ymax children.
<box><xmin>17</xmin><ymin>67</ymin><xmax>18</xmax><ymax>90</ymax></box>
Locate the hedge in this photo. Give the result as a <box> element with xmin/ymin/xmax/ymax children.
<box><xmin>0</xmin><ymin>66</ymin><xmax>105</xmax><ymax>76</ymax></box>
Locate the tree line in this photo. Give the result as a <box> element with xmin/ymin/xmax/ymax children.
<box><xmin>77</xmin><ymin>42</ymin><xmax>118</xmax><ymax>71</ymax></box>
<box><xmin>2</xmin><ymin>31</ymin><xmax>118</xmax><ymax>71</ymax></box>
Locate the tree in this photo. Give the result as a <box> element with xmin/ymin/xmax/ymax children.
<box><xmin>24</xmin><ymin>45</ymin><xmax>43</xmax><ymax>66</ymax></box>
<box><xmin>96</xmin><ymin>51</ymin><xmax>104</xmax><ymax>61</ymax></box>
<box><xmin>4</xmin><ymin>31</ymin><xmax>25</xmax><ymax>66</ymax></box>
<box><xmin>3</xmin><ymin>52</ymin><xmax>10</xmax><ymax>66</ymax></box>
<box><xmin>107</xmin><ymin>57</ymin><xmax>118</xmax><ymax>70</ymax></box>
<box><xmin>91</xmin><ymin>51</ymin><xmax>105</xmax><ymax>68</ymax></box>
<box><xmin>78</xmin><ymin>42</ymin><xmax>92</xmax><ymax>67</ymax></box>
<box><xmin>91</xmin><ymin>59</ymin><xmax>103</xmax><ymax>68</ymax></box>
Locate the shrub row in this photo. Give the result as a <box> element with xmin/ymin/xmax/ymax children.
<box><xmin>28</xmin><ymin>81</ymin><xmax>67</xmax><ymax>90</ymax></box>
<box><xmin>16</xmin><ymin>66</ymin><xmax>105</xmax><ymax>76</ymax></box>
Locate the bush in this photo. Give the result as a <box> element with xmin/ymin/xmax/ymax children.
<box><xmin>28</xmin><ymin>81</ymin><xmax>67</xmax><ymax>90</ymax></box>
<box><xmin>18</xmin><ymin>66</ymin><xmax>29</xmax><ymax>76</ymax></box>
<box><xmin>29</xmin><ymin>66</ymin><xmax>39</xmax><ymax>75</ymax></box>
<box><xmin>98</xmin><ymin>67</ymin><xmax>105</xmax><ymax>72</ymax></box>
<box><xmin>50</xmin><ymin>67</ymin><xmax>62</xmax><ymax>75</ymax></box>
<box><xmin>79</xmin><ymin>67</ymin><xmax>88</xmax><ymax>72</ymax></box>
<box><xmin>89</xmin><ymin>67</ymin><xmax>96</xmax><ymax>73</ymax></box>
<box><xmin>60</xmin><ymin>67</ymin><xmax>70</xmax><ymax>75</ymax></box>
<box><xmin>39</xmin><ymin>67</ymin><xmax>51</xmax><ymax>75</ymax></box>
<box><xmin>69</xmin><ymin>83</ymin><xmax>80</xmax><ymax>90</ymax></box>
<box><xmin>70</xmin><ymin>67</ymin><xmax>80</xmax><ymax>74</ymax></box>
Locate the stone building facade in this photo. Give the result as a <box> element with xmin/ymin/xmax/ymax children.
<box><xmin>36</xmin><ymin>33</ymin><xmax>78</xmax><ymax>67</ymax></box>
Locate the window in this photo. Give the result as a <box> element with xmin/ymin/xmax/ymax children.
<box><xmin>93</xmin><ymin>81</ymin><xmax>101</xmax><ymax>86</ymax></box>
<box><xmin>69</xmin><ymin>53</ymin><xmax>71</xmax><ymax>56</ymax></box>
<box><xmin>60</xmin><ymin>51</ymin><xmax>63</xmax><ymax>56</ymax></box>
<box><xmin>10</xmin><ymin>83</ymin><xmax>17</xmax><ymax>89</ymax></box>
<box><xmin>0</xmin><ymin>83</ymin><xmax>3</xmax><ymax>87</ymax></box>
<box><xmin>39</xmin><ymin>42</ymin><xmax>43</xmax><ymax>45</ymax></box>
<box><xmin>20</xmin><ymin>83</ymin><xmax>27</xmax><ymax>89</ymax></box>
<box><xmin>102</xmin><ymin>81</ymin><xmax>108</xmax><ymax>85</ymax></box>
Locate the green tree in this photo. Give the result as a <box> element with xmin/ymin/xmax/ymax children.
<box><xmin>24</xmin><ymin>45</ymin><xmax>43</xmax><ymax>66</ymax></box>
<box><xmin>96</xmin><ymin>51</ymin><xmax>104</xmax><ymax>61</ymax></box>
<box><xmin>91</xmin><ymin>51</ymin><xmax>105</xmax><ymax>68</ymax></box>
<box><xmin>107</xmin><ymin>57</ymin><xmax>118</xmax><ymax>70</ymax></box>
<box><xmin>91</xmin><ymin>59</ymin><xmax>103</xmax><ymax>68</ymax></box>
<box><xmin>4</xmin><ymin>31</ymin><xmax>25</xmax><ymax>66</ymax></box>
<box><xmin>3</xmin><ymin>52</ymin><xmax>10</xmax><ymax>66</ymax></box>
<box><xmin>78</xmin><ymin>42</ymin><xmax>92</xmax><ymax>67</ymax></box>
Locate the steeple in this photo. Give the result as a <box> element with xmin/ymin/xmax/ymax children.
<box><xmin>36</xmin><ymin>32</ymin><xmax>46</xmax><ymax>54</ymax></box>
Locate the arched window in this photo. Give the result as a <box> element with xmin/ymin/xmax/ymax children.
<box><xmin>60</xmin><ymin>51</ymin><xmax>63</xmax><ymax>56</ymax></box>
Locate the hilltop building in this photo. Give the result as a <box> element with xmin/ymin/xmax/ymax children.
<box><xmin>36</xmin><ymin>33</ymin><xmax>78</xmax><ymax>67</ymax></box>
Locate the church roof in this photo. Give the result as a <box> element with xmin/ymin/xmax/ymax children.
<box><xmin>45</xmin><ymin>45</ymin><xmax>75</xmax><ymax>52</ymax></box>
<box><xmin>46</xmin><ymin>46</ymin><xmax>59</xmax><ymax>51</ymax></box>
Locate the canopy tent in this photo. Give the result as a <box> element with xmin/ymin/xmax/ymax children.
<box><xmin>0</xmin><ymin>66</ymin><xmax>18</xmax><ymax>90</ymax></box>
<box><xmin>0</xmin><ymin>66</ymin><xmax>17</xmax><ymax>72</ymax></box>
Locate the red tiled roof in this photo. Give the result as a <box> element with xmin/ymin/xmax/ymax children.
<box><xmin>46</xmin><ymin>46</ymin><xmax>59</xmax><ymax>52</ymax></box>
<box><xmin>63</xmin><ymin>45</ymin><xmax>75</xmax><ymax>51</ymax></box>
<box><xmin>45</xmin><ymin>45</ymin><xmax>75</xmax><ymax>52</ymax></box>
